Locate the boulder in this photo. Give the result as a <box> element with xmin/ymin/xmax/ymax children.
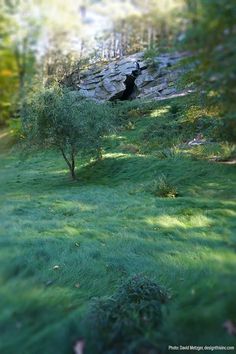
<box><xmin>135</xmin><ymin>70</ymin><xmax>155</xmax><ymax>88</ymax></box>
<box><xmin>63</xmin><ymin>51</ymin><xmax>189</xmax><ymax>101</ymax></box>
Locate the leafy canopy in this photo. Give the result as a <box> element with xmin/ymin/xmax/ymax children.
<box><xmin>22</xmin><ymin>86</ymin><xmax>115</xmax><ymax>178</ymax></box>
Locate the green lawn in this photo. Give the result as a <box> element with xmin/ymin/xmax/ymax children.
<box><xmin>0</xmin><ymin>97</ymin><xmax>236</xmax><ymax>354</ymax></box>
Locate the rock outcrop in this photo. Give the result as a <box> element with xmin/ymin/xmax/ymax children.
<box><xmin>63</xmin><ymin>51</ymin><xmax>190</xmax><ymax>101</ymax></box>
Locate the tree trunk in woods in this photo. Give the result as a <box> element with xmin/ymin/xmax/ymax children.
<box><xmin>113</xmin><ymin>31</ymin><xmax>117</xmax><ymax>58</ymax></box>
<box><xmin>15</xmin><ymin>48</ymin><xmax>26</xmax><ymax>101</ymax></box>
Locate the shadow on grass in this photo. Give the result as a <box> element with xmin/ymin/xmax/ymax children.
<box><xmin>77</xmin><ymin>154</ymin><xmax>157</xmax><ymax>185</ymax></box>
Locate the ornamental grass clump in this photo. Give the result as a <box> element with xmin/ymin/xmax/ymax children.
<box><xmin>86</xmin><ymin>275</ymin><xmax>168</xmax><ymax>354</ymax></box>
<box><xmin>152</xmin><ymin>174</ymin><xmax>178</xmax><ymax>198</ymax></box>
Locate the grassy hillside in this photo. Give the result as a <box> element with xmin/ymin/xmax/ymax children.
<box><xmin>0</xmin><ymin>94</ymin><xmax>235</xmax><ymax>354</ymax></box>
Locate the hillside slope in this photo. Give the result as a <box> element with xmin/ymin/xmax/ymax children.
<box><xmin>0</xmin><ymin>94</ymin><xmax>236</xmax><ymax>354</ymax></box>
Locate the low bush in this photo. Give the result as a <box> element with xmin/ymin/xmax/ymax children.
<box><xmin>157</xmin><ymin>146</ymin><xmax>184</xmax><ymax>160</ymax></box>
<box><xmin>86</xmin><ymin>275</ymin><xmax>168</xmax><ymax>354</ymax></box>
<box><xmin>151</xmin><ymin>174</ymin><xmax>178</xmax><ymax>198</ymax></box>
<box><xmin>169</xmin><ymin>103</ymin><xmax>181</xmax><ymax>116</ymax></box>
<box><xmin>220</xmin><ymin>112</ymin><xmax>236</xmax><ymax>143</ymax></box>
<box><xmin>143</xmin><ymin>47</ymin><xmax>159</xmax><ymax>70</ymax></box>
<box><xmin>218</xmin><ymin>143</ymin><xmax>236</xmax><ymax>161</ymax></box>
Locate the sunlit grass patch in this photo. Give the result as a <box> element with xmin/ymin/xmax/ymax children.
<box><xmin>146</xmin><ymin>213</ymin><xmax>211</xmax><ymax>230</ymax></box>
<box><xmin>150</xmin><ymin>106</ymin><xmax>170</xmax><ymax>118</ymax></box>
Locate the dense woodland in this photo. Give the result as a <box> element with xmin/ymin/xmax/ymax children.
<box><xmin>1</xmin><ymin>0</ymin><xmax>235</xmax><ymax>128</ymax></box>
<box><xmin>0</xmin><ymin>1</ymin><xmax>236</xmax><ymax>354</ymax></box>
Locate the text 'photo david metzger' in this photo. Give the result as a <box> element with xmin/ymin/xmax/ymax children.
<box><xmin>168</xmin><ymin>345</ymin><xmax>235</xmax><ymax>351</ymax></box>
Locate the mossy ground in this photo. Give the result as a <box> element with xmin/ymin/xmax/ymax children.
<box><xmin>0</xmin><ymin>95</ymin><xmax>235</xmax><ymax>354</ymax></box>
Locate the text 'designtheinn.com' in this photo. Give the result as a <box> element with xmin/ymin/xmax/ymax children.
<box><xmin>168</xmin><ymin>345</ymin><xmax>235</xmax><ymax>352</ymax></box>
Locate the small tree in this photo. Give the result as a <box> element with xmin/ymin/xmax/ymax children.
<box><xmin>22</xmin><ymin>86</ymin><xmax>114</xmax><ymax>179</ymax></box>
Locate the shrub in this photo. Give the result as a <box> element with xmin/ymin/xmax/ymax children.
<box><xmin>220</xmin><ymin>112</ymin><xmax>236</xmax><ymax>142</ymax></box>
<box><xmin>86</xmin><ymin>275</ymin><xmax>168</xmax><ymax>354</ymax></box>
<box><xmin>143</xmin><ymin>47</ymin><xmax>159</xmax><ymax>69</ymax></box>
<box><xmin>143</xmin><ymin>47</ymin><xmax>159</xmax><ymax>60</ymax></box>
<box><xmin>158</xmin><ymin>146</ymin><xmax>183</xmax><ymax>160</ymax></box>
<box><xmin>151</xmin><ymin>174</ymin><xmax>178</xmax><ymax>198</ymax></box>
<box><xmin>22</xmin><ymin>86</ymin><xmax>114</xmax><ymax>179</ymax></box>
<box><xmin>127</xmin><ymin>109</ymin><xmax>142</xmax><ymax>118</ymax></box>
<box><xmin>169</xmin><ymin>103</ymin><xmax>181</xmax><ymax>116</ymax></box>
<box><xmin>218</xmin><ymin>143</ymin><xmax>236</xmax><ymax>161</ymax></box>
<box><xmin>113</xmin><ymin>99</ymin><xmax>156</xmax><ymax>126</ymax></box>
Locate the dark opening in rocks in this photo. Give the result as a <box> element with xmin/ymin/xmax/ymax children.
<box><xmin>120</xmin><ymin>74</ymin><xmax>138</xmax><ymax>101</ymax></box>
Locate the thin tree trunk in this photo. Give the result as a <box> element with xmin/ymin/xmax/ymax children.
<box><xmin>70</xmin><ymin>165</ymin><xmax>76</xmax><ymax>180</ymax></box>
<box><xmin>59</xmin><ymin>147</ymin><xmax>76</xmax><ymax>180</ymax></box>
<box><xmin>71</xmin><ymin>149</ymin><xmax>76</xmax><ymax>179</ymax></box>
<box><xmin>148</xmin><ymin>26</ymin><xmax>152</xmax><ymax>49</ymax></box>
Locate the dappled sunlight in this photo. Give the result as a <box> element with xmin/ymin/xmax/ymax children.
<box><xmin>108</xmin><ymin>134</ymin><xmax>127</xmax><ymax>141</ymax></box>
<box><xmin>0</xmin><ymin>129</ymin><xmax>15</xmax><ymax>153</ymax></box>
<box><xmin>146</xmin><ymin>214</ymin><xmax>212</xmax><ymax>229</ymax></box>
<box><xmin>52</xmin><ymin>199</ymin><xmax>97</xmax><ymax>213</ymax></box>
<box><xmin>47</xmin><ymin>169</ymin><xmax>68</xmax><ymax>175</ymax></box>
<box><xmin>146</xmin><ymin>215</ymin><xmax>186</xmax><ymax>229</ymax></box>
<box><xmin>157</xmin><ymin>90</ymin><xmax>194</xmax><ymax>101</ymax></box>
<box><xmin>103</xmin><ymin>152</ymin><xmax>133</xmax><ymax>159</ymax></box>
<box><xmin>0</xmin><ymin>131</ymin><xmax>9</xmax><ymax>139</ymax></box>
<box><xmin>206</xmin><ymin>250</ymin><xmax>236</xmax><ymax>268</ymax></box>
<box><xmin>150</xmin><ymin>107</ymin><xmax>170</xmax><ymax>118</ymax></box>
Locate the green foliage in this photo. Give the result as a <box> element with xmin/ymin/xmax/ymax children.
<box><xmin>158</xmin><ymin>146</ymin><xmax>184</xmax><ymax>160</ymax></box>
<box><xmin>0</xmin><ymin>1</ymin><xmax>40</xmax><ymax>126</ymax></box>
<box><xmin>144</xmin><ymin>46</ymin><xmax>158</xmax><ymax>69</ymax></box>
<box><xmin>103</xmin><ymin>1</ymin><xmax>185</xmax><ymax>57</ymax></box>
<box><xmin>0</xmin><ymin>10</ymin><xmax>19</xmax><ymax>126</ymax></box>
<box><xmin>217</xmin><ymin>143</ymin><xmax>236</xmax><ymax>161</ymax></box>
<box><xmin>86</xmin><ymin>275</ymin><xmax>168</xmax><ymax>353</ymax></box>
<box><xmin>143</xmin><ymin>46</ymin><xmax>159</xmax><ymax>65</ymax></box>
<box><xmin>22</xmin><ymin>86</ymin><xmax>114</xmax><ymax>178</ymax></box>
<box><xmin>151</xmin><ymin>174</ymin><xmax>178</xmax><ymax>198</ymax></box>
<box><xmin>137</xmin><ymin>94</ymin><xmax>229</xmax><ymax>151</ymax></box>
<box><xmin>169</xmin><ymin>103</ymin><xmax>181</xmax><ymax>116</ymax></box>
<box><xmin>112</xmin><ymin>99</ymin><xmax>156</xmax><ymax>126</ymax></box>
<box><xmin>144</xmin><ymin>47</ymin><xmax>158</xmax><ymax>70</ymax></box>
<box><xmin>182</xmin><ymin>0</ymin><xmax>236</xmax><ymax>141</ymax></box>
<box><xmin>220</xmin><ymin>113</ymin><xmax>236</xmax><ymax>143</ymax></box>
